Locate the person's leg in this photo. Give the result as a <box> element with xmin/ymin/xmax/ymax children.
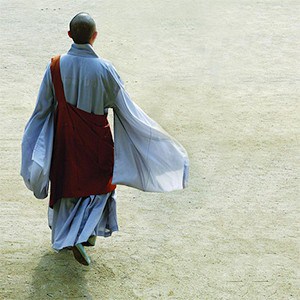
<box><xmin>48</xmin><ymin>191</ymin><xmax>118</xmax><ymax>265</ymax></box>
<box><xmin>72</xmin><ymin>244</ymin><xmax>91</xmax><ymax>265</ymax></box>
<box><xmin>82</xmin><ymin>235</ymin><xmax>97</xmax><ymax>247</ymax></box>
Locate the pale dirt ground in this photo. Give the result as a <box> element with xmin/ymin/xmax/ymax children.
<box><xmin>0</xmin><ymin>0</ymin><xmax>299</xmax><ymax>299</ymax></box>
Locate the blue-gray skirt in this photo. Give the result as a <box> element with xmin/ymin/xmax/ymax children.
<box><xmin>48</xmin><ymin>190</ymin><xmax>118</xmax><ymax>251</ymax></box>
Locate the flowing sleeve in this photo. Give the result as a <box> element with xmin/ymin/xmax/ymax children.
<box><xmin>108</xmin><ymin>65</ymin><xmax>189</xmax><ymax>192</ymax></box>
<box><xmin>20</xmin><ymin>64</ymin><xmax>55</xmax><ymax>199</ymax></box>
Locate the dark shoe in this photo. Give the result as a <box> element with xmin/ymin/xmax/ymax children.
<box><xmin>72</xmin><ymin>243</ymin><xmax>91</xmax><ymax>266</ymax></box>
<box><xmin>82</xmin><ymin>235</ymin><xmax>97</xmax><ymax>247</ymax></box>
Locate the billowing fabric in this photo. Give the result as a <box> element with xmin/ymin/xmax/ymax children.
<box><xmin>20</xmin><ymin>43</ymin><xmax>189</xmax><ymax>199</ymax></box>
<box><xmin>21</xmin><ymin>43</ymin><xmax>189</xmax><ymax>251</ymax></box>
<box><xmin>50</xmin><ymin>191</ymin><xmax>118</xmax><ymax>251</ymax></box>
<box><xmin>112</xmin><ymin>87</ymin><xmax>189</xmax><ymax>191</ymax></box>
<box><xmin>49</xmin><ymin>55</ymin><xmax>115</xmax><ymax>207</ymax></box>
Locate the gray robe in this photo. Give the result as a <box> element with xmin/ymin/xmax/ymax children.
<box><xmin>21</xmin><ymin>43</ymin><xmax>189</xmax><ymax>250</ymax></box>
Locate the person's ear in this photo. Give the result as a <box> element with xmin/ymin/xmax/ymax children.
<box><xmin>92</xmin><ymin>31</ymin><xmax>98</xmax><ymax>41</ymax></box>
<box><xmin>89</xmin><ymin>31</ymin><xmax>98</xmax><ymax>45</ymax></box>
<box><xmin>68</xmin><ymin>31</ymin><xmax>72</xmax><ymax>39</ymax></box>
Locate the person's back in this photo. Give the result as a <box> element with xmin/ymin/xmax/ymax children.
<box><xmin>49</xmin><ymin>53</ymin><xmax>116</xmax><ymax>208</ymax></box>
<box><xmin>59</xmin><ymin>45</ymin><xmax>117</xmax><ymax>115</ymax></box>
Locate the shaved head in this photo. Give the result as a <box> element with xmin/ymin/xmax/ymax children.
<box><xmin>69</xmin><ymin>12</ymin><xmax>96</xmax><ymax>44</ymax></box>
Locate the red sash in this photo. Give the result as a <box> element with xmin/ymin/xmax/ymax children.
<box><xmin>49</xmin><ymin>55</ymin><xmax>116</xmax><ymax>208</ymax></box>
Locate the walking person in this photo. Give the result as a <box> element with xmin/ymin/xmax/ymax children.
<box><xmin>21</xmin><ymin>12</ymin><xmax>189</xmax><ymax>266</ymax></box>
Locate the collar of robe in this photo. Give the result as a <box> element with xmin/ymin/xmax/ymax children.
<box><xmin>68</xmin><ymin>43</ymin><xmax>99</xmax><ymax>58</ymax></box>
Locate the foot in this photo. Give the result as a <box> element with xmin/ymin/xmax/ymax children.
<box><xmin>82</xmin><ymin>235</ymin><xmax>97</xmax><ymax>247</ymax></box>
<box><xmin>72</xmin><ymin>243</ymin><xmax>91</xmax><ymax>266</ymax></box>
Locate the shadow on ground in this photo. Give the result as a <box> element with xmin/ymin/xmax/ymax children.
<box><xmin>29</xmin><ymin>250</ymin><xmax>115</xmax><ymax>299</ymax></box>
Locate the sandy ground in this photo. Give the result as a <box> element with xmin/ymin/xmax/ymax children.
<box><xmin>0</xmin><ymin>0</ymin><xmax>299</xmax><ymax>299</ymax></box>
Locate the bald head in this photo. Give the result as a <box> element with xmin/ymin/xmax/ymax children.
<box><xmin>69</xmin><ymin>12</ymin><xmax>96</xmax><ymax>44</ymax></box>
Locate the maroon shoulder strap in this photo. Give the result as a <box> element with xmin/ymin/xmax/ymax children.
<box><xmin>50</xmin><ymin>55</ymin><xmax>67</xmax><ymax>104</ymax></box>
